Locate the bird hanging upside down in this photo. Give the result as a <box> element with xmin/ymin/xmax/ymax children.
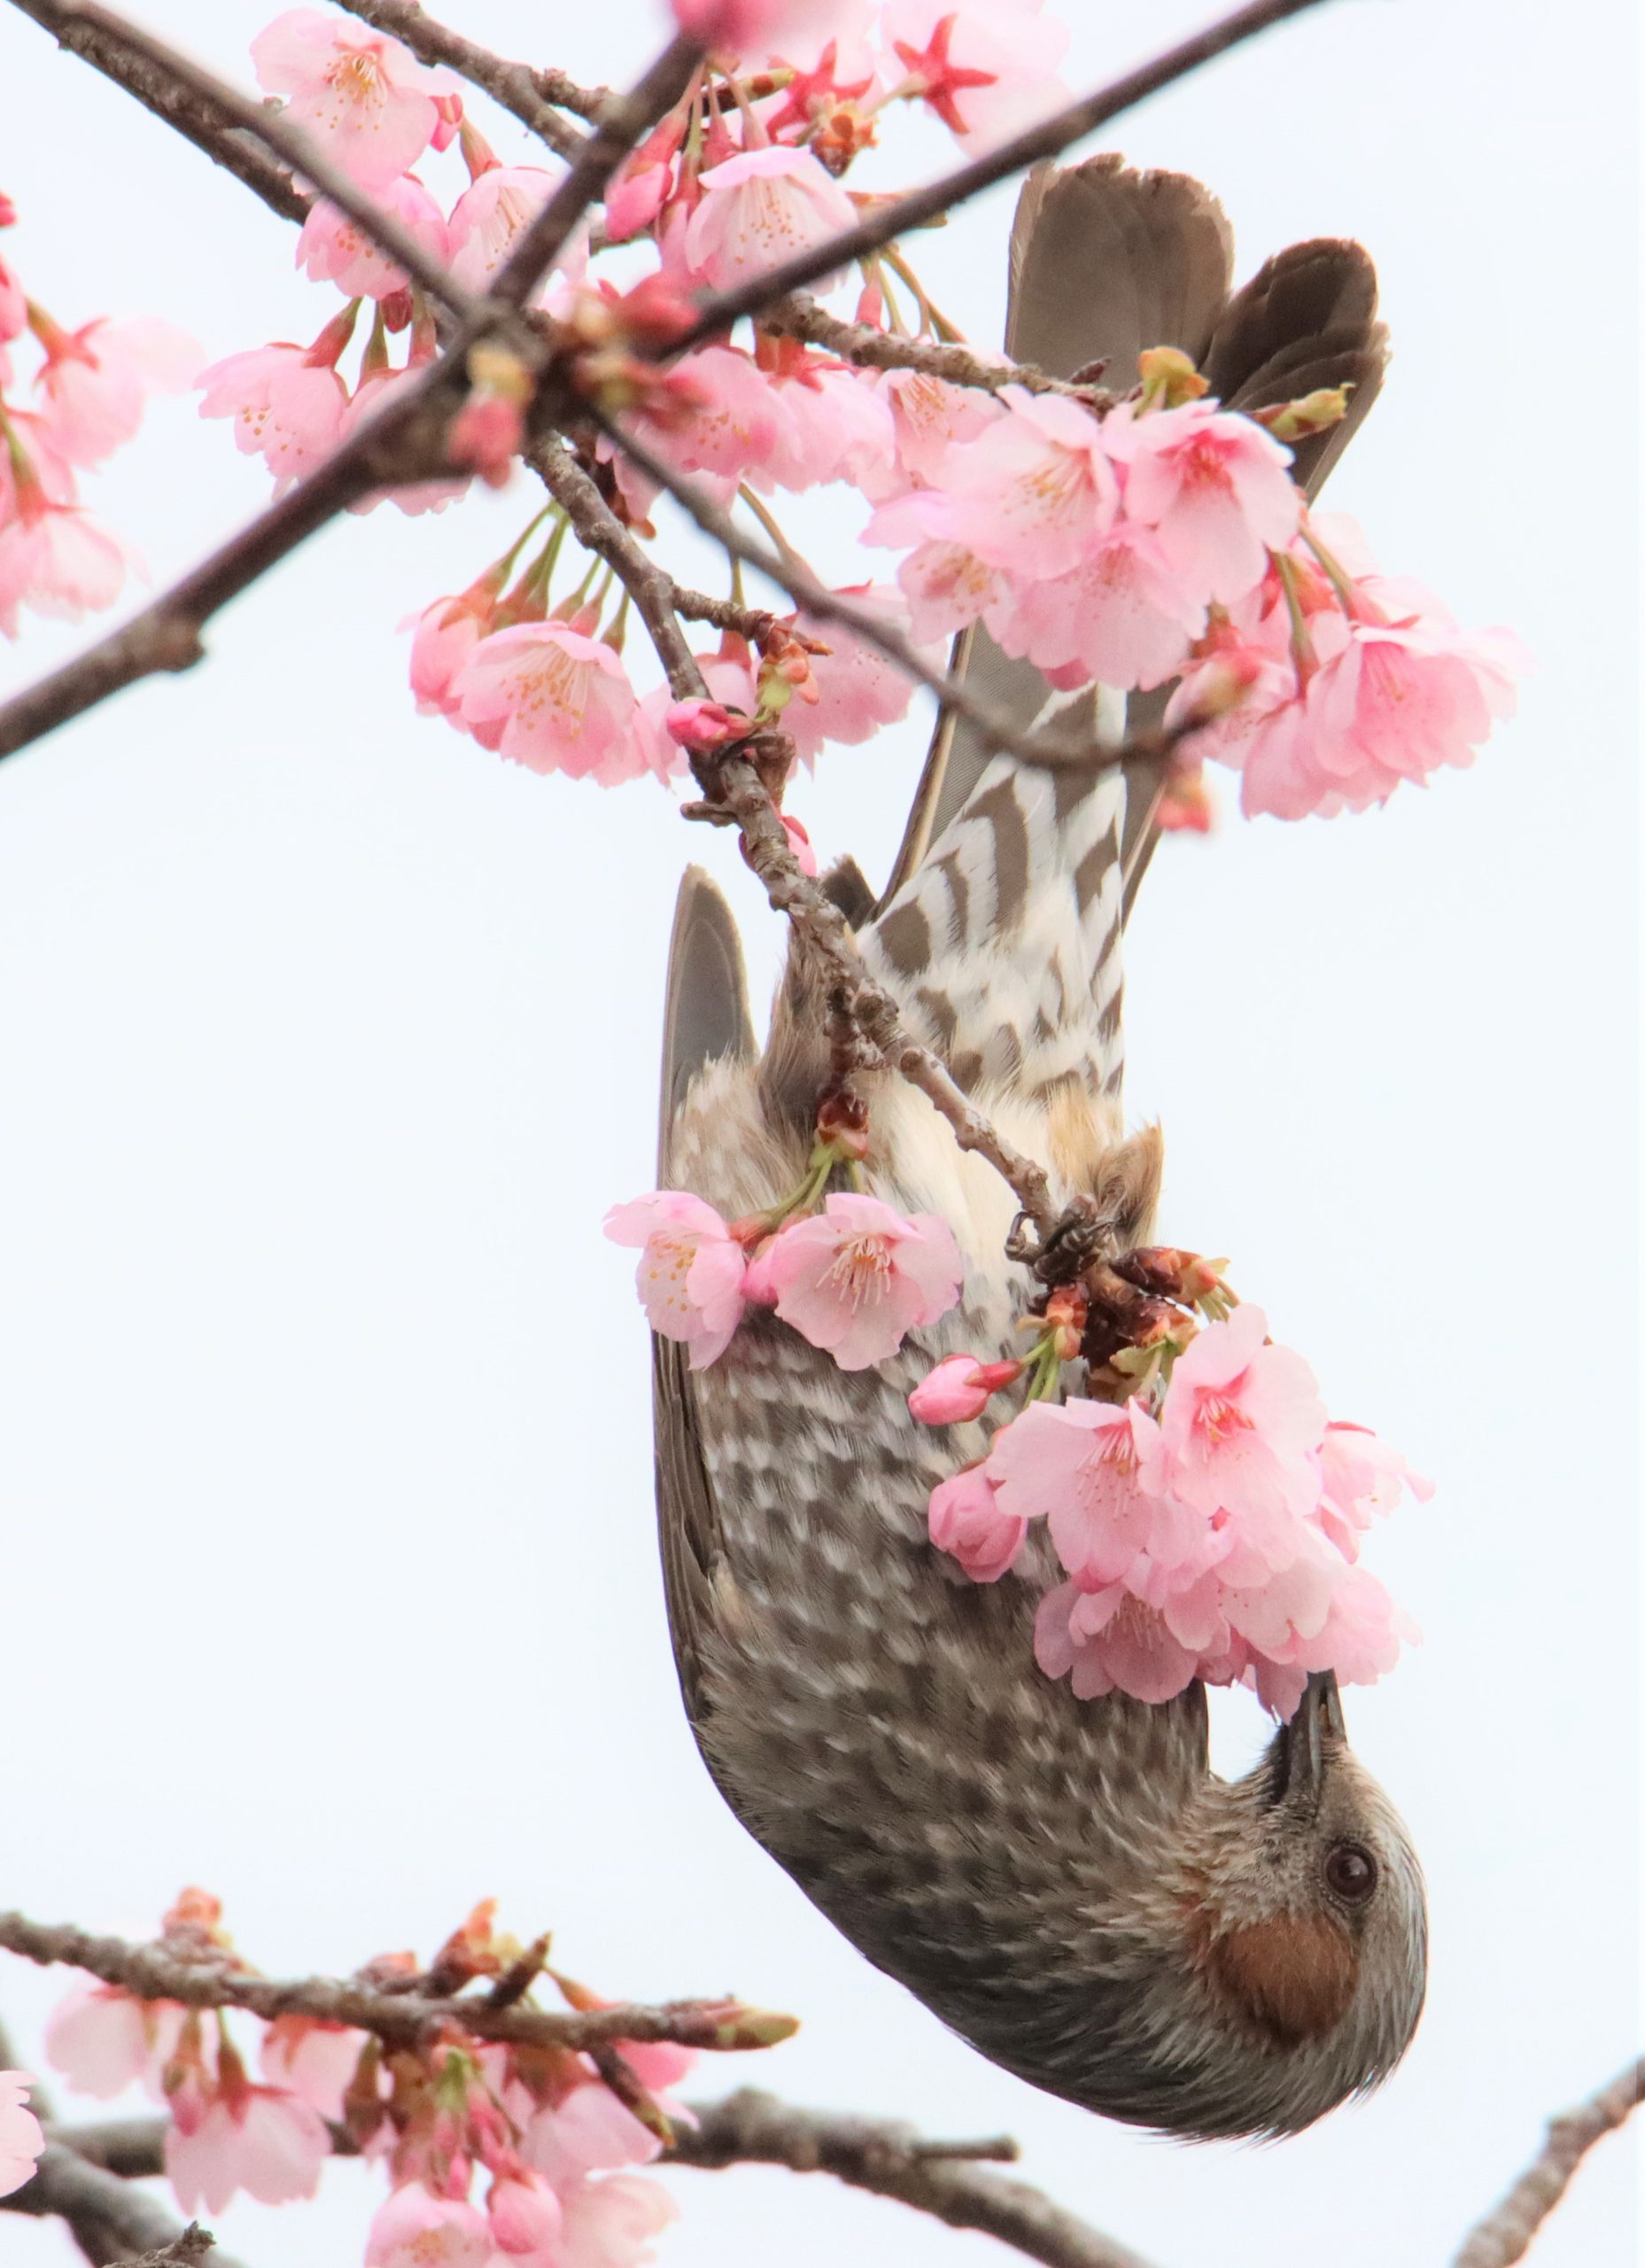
<box><xmin>651</xmin><ymin>157</ymin><xmax>1427</xmax><ymax>2142</ymax></box>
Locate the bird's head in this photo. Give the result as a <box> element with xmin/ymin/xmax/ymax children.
<box><xmin>1143</xmin><ymin>1671</ymin><xmax>1427</xmax><ymax>2139</ymax></box>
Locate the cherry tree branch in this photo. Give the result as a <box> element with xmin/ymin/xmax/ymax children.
<box><xmin>674</xmin><ymin>0</ymin><xmax>1332</xmax><ymax>348</ymax></box>
<box><xmin>43</xmin><ymin>2093</ymin><xmax>1156</xmax><ymax>2268</ymax></box>
<box><xmin>1452</xmin><ymin>2056</ymin><xmax>1643</xmax><ymax>2268</ymax></box>
<box><xmin>0</xmin><ymin>1909</ymin><xmax>796</xmax><ymax>2056</ymax></box>
<box><xmin>330</xmin><ymin>0</ymin><xmax>596</xmax><ymax>156</ymax></box>
<box><xmin>6</xmin><ymin>0</ymin><xmax>471</xmax><ymax>314</ymax></box>
<box><xmin>759</xmin><ymin>294</ymin><xmax>1112</xmax><ymax>405</ymax></box>
<box><xmin>8</xmin><ymin>2144</ymin><xmax>238</xmax><ymax>2268</ymax></box>
<box><xmin>5</xmin><ymin>0</ymin><xmax>308</xmax><ymax>224</ymax></box>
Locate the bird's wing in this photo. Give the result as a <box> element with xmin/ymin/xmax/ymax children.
<box><xmin>655</xmin><ymin>868</ymin><xmax>756</xmax><ymax>1719</ymax></box>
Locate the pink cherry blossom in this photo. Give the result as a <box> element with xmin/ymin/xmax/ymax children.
<box><xmin>197</xmin><ymin>338</ymin><xmax>347</xmax><ymax>495</ymax></box>
<box><xmin>684</xmin><ymin>147</ymin><xmax>858</xmax><ymax>292</ymax></box>
<box><xmin>32</xmin><ymin>314</ymin><xmax>199</xmax><ymax>467</ymax></box>
<box><xmin>1034</xmin><ymin>1580</ymin><xmax>1205</xmax><ymax>1705</ymax></box>
<box><xmin>939</xmin><ymin>385</ymin><xmax>1119</xmax><ymax>579</ymax></box>
<box><xmin>908</xmin><ymin>1354</ymin><xmax>1021</xmax><ymax>1425</ymax></box>
<box><xmin>251</xmin><ymin>10</ymin><xmax>462</xmax><ymax>190</ymax></box>
<box><xmin>866</xmin><ymin>488</ymin><xmax>1006</xmax><ymax>642</ymax></box>
<box><xmin>488</xmin><ymin>2171</ymin><xmax>565</xmax><ymax>2267</ymax></box>
<box><xmin>760</xmin><ymin>356</ymin><xmax>896</xmax><ymax>494</ymax></box>
<box><xmin>608</xmin><ymin>346</ymin><xmax>792</xmax><ymax>511</ymax></box>
<box><xmin>672</xmin><ymin>0</ymin><xmax>845</xmax><ymax>54</ymax></box>
<box><xmin>884</xmin><ymin>0</ymin><xmax>1070</xmax><ymax>149</ymax></box>
<box><xmin>1294</xmin><ymin>610</ymin><xmax>1523</xmax><ymax>812</ymax></box>
<box><xmin>559</xmin><ymin>2173</ymin><xmax>678</xmax><ymax>2268</ymax></box>
<box><xmin>338</xmin><ymin>363</ymin><xmax>468</xmax><ymax>517</ymax></box>
<box><xmin>1160</xmin><ymin>1529</ymin><xmax>1339</xmax><ymax>1665</ymax></box>
<box><xmin>367</xmin><ymin>2184</ymin><xmax>493</xmax><ymax>2268</ymax></box>
<box><xmin>864</xmin><ymin>367</ymin><xmax>1004</xmax><ymax>498</ymax></box>
<box><xmin>451</xmin><ymin>623</ymin><xmax>649</xmax><ymax>781</ymax></box>
<box><xmin>297</xmin><ymin>175</ymin><xmax>451</xmax><ymax>299</ymax></box>
<box><xmin>745</xmin><ymin>1192</ymin><xmax>961</xmax><ymax>1370</ymax></box>
<box><xmin>1009</xmin><ymin>520</ymin><xmax>1207</xmax><ymax>691</ymax></box>
<box><xmin>927</xmin><ymin>1464</ymin><xmax>1027</xmax><ymax>1582</ymax></box>
<box><xmin>1104</xmin><ymin>399</ymin><xmax>1300</xmax><ymax>604</ymax></box>
<box><xmin>0</xmin><ymin>249</ymin><xmax>24</xmax><ymax>342</ymax></box>
<box><xmin>0</xmin><ymin>496</ymin><xmax>127</xmax><ymax>633</ymax></box>
<box><xmin>1286</xmin><ymin>1560</ymin><xmax>1414</xmax><ymax>1687</ymax></box>
<box><xmin>611</xmin><ymin>2038</ymin><xmax>698</xmax><ymax>2094</ymax></box>
<box><xmin>1316</xmin><ymin>1420</ymin><xmax>1433</xmax><ymax>1560</ymax></box>
<box><xmin>989</xmin><ymin>1397</ymin><xmax>1205</xmax><ymax>1591</ymax></box>
<box><xmin>405</xmin><ymin>577</ymin><xmax>506</xmax><ymax>718</ymax></box>
<box><xmin>518</xmin><ymin>2079</ymin><xmax>662</xmax><ymax>2186</ymax></box>
<box><xmin>780</xmin><ymin>587</ymin><xmax>927</xmax><ymax>764</ymax></box>
<box><xmin>164</xmin><ymin>2069</ymin><xmax>330</xmax><ymax>2214</ymax></box>
<box><xmin>259</xmin><ymin>2016</ymin><xmax>369</xmax><ymax>2121</ymax></box>
<box><xmin>446</xmin><ymin>167</ymin><xmax>570</xmax><ymax>296</ymax></box>
<box><xmin>604</xmin><ymin>1190</ymin><xmax>749</xmax><ymax>1370</ymax></box>
<box><xmin>1157</xmin><ymin>1305</ymin><xmax>1327</xmax><ymax>1543</ymax></box>
<box><xmin>43</xmin><ymin>1985</ymin><xmax>188</xmax><ymax>2100</ymax></box>
<box><xmin>0</xmin><ymin>2073</ymin><xmax>44</xmax><ymax>2200</ymax></box>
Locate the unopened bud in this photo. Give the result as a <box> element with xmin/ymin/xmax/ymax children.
<box><xmin>1255</xmin><ymin>385</ymin><xmax>1350</xmax><ymax>442</ymax></box>
<box><xmin>1137</xmin><ymin>345</ymin><xmax>1209</xmax><ymax>409</ymax></box>
<box><xmin>712</xmin><ymin>2007</ymin><xmax>800</xmax><ymax>2049</ymax></box>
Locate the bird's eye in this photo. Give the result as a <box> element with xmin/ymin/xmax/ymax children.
<box><xmin>1323</xmin><ymin>1844</ymin><xmax>1377</xmax><ymax>1903</ymax></box>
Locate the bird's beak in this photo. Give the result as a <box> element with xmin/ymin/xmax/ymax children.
<box><xmin>1272</xmin><ymin>1671</ymin><xmax>1346</xmax><ymax>1806</ymax></box>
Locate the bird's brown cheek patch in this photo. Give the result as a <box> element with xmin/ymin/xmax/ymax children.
<box><xmin>1197</xmin><ymin>1914</ymin><xmax>1358</xmax><ymax>2048</ymax></box>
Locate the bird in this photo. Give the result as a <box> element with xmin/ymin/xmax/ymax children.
<box><xmin>650</xmin><ymin>156</ymin><xmax>1428</xmax><ymax>2143</ymax></box>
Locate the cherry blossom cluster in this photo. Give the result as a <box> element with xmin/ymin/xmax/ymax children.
<box><xmin>915</xmin><ymin>1262</ymin><xmax>1430</xmax><ymax>1717</ymax></box>
<box><xmin>0</xmin><ymin>189</ymin><xmax>197</xmax><ymax>635</ymax></box>
<box><xmin>184</xmin><ymin>6</ymin><xmax>1521</xmax><ymax>827</ymax></box>
<box><xmin>43</xmin><ymin>1889</ymin><xmax>697</xmax><ymax>2268</ymax></box>
<box><xmin>608</xmin><ymin>1107</ymin><xmax>962</xmax><ymax>1371</ymax></box>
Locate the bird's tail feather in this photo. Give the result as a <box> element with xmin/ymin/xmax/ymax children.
<box><xmin>870</xmin><ymin>161</ymin><xmax>1388</xmax><ymax>1108</ymax></box>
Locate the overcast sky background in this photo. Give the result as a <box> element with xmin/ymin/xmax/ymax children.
<box><xmin>0</xmin><ymin>2</ymin><xmax>1637</xmax><ymax>2265</ymax></box>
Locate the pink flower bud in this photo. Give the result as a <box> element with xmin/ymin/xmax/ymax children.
<box><xmin>448</xmin><ymin>393</ymin><xmax>524</xmax><ymax>486</ymax></box>
<box><xmin>909</xmin><ymin>1354</ymin><xmax>1023</xmax><ymax>1425</ymax></box>
<box><xmin>665</xmin><ymin>697</ymin><xmax>746</xmax><ymax>751</ymax></box>
<box><xmin>780</xmin><ymin>813</ymin><xmax>818</xmax><ymax>875</ymax></box>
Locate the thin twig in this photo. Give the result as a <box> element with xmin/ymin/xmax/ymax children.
<box><xmin>1452</xmin><ymin>2057</ymin><xmax>1643</xmax><ymax>2268</ymax></box>
<box><xmin>761</xmin><ymin>295</ymin><xmax>1111</xmax><ymax>405</ymax></box>
<box><xmin>675</xmin><ymin>0</ymin><xmax>1330</xmax><ymax>349</ymax></box>
<box><xmin>669</xmin><ymin>2090</ymin><xmax>1160</xmax><ymax>2268</ymax></box>
<box><xmin>6</xmin><ymin>2142</ymin><xmax>241</xmax><ymax>2268</ymax></box>
<box><xmin>5</xmin><ymin>0</ymin><xmax>309</xmax><ymax>225</ymax></box>
<box><xmin>46</xmin><ymin>2093</ymin><xmax>1152</xmax><ymax>2268</ymax></box>
<box><xmin>5</xmin><ymin>0</ymin><xmax>471</xmax><ymax>315</ymax></box>
<box><xmin>530</xmin><ymin>437</ymin><xmax>704</xmax><ymax>697</ymax></box>
<box><xmin>330</xmin><ymin>0</ymin><xmax>587</xmax><ymax>156</ymax></box>
<box><xmin>0</xmin><ymin>1909</ymin><xmax>794</xmax><ymax>2057</ymax></box>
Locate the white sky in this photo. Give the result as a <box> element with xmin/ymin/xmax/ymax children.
<box><xmin>0</xmin><ymin>3</ymin><xmax>1637</xmax><ymax>2266</ymax></box>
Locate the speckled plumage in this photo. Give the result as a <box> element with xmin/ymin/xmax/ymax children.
<box><xmin>651</xmin><ymin>160</ymin><xmax>1426</xmax><ymax>2140</ymax></box>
